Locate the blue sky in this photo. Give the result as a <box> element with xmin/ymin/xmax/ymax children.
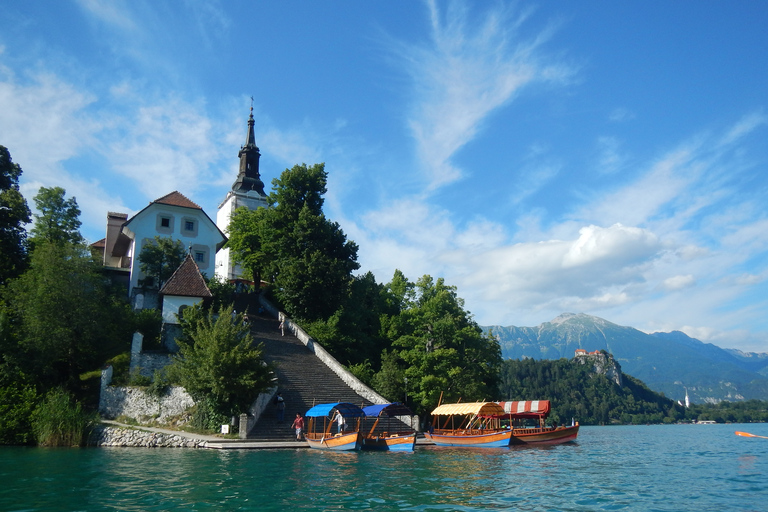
<box><xmin>1</xmin><ymin>1</ymin><xmax>767</xmax><ymax>352</ymax></box>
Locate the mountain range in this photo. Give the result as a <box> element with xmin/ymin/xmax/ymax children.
<box><xmin>483</xmin><ymin>313</ymin><xmax>768</xmax><ymax>404</ymax></box>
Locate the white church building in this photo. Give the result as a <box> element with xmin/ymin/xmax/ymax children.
<box><xmin>93</xmin><ymin>109</ymin><xmax>269</xmax><ymax>305</ymax></box>
<box><xmin>215</xmin><ymin>106</ymin><xmax>269</xmax><ymax>283</ymax></box>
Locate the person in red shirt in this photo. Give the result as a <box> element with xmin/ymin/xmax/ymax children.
<box><xmin>291</xmin><ymin>413</ymin><xmax>304</xmax><ymax>441</ymax></box>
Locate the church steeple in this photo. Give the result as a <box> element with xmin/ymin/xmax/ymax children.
<box><xmin>232</xmin><ymin>106</ymin><xmax>266</xmax><ymax>195</ymax></box>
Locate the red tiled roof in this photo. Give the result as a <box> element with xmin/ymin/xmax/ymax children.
<box><xmin>91</xmin><ymin>238</ymin><xmax>106</xmax><ymax>249</ymax></box>
<box><xmin>152</xmin><ymin>191</ymin><xmax>202</xmax><ymax>210</ymax></box>
<box><xmin>159</xmin><ymin>254</ymin><xmax>213</xmax><ymax>298</ymax></box>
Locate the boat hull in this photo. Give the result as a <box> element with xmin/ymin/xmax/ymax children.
<box><xmin>425</xmin><ymin>429</ymin><xmax>512</xmax><ymax>448</ymax></box>
<box><xmin>510</xmin><ymin>425</ymin><xmax>579</xmax><ymax>445</ymax></box>
<box><xmin>362</xmin><ymin>433</ymin><xmax>416</xmax><ymax>452</ymax></box>
<box><xmin>305</xmin><ymin>431</ymin><xmax>362</xmax><ymax>451</ymax></box>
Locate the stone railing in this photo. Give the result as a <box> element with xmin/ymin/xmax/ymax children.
<box><xmin>259</xmin><ymin>295</ymin><xmax>388</xmax><ymax>406</ymax></box>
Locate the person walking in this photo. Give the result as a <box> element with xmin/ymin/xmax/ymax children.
<box><xmin>275</xmin><ymin>392</ymin><xmax>285</xmax><ymax>422</ymax></box>
<box><xmin>291</xmin><ymin>413</ymin><xmax>304</xmax><ymax>441</ymax></box>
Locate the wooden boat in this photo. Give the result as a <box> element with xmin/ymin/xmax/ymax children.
<box><xmin>424</xmin><ymin>402</ymin><xmax>512</xmax><ymax>448</ymax></box>
<box><xmin>304</xmin><ymin>402</ymin><xmax>365</xmax><ymax>451</ymax></box>
<box><xmin>361</xmin><ymin>403</ymin><xmax>417</xmax><ymax>452</ymax></box>
<box><xmin>497</xmin><ymin>400</ymin><xmax>579</xmax><ymax>445</ymax></box>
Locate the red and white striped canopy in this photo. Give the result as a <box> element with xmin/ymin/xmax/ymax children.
<box><xmin>497</xmin><ymin>400</ymin><xmax>550</xmax><ymax>417</ymax></box>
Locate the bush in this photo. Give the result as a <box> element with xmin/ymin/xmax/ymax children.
<box><xmin>189</xmin><ymin>397</ymin><xmax>228</xmax><ymax>433</ymax></box>
<box><xmin>31</xmin><ymin>388</ymin><xmax>95</xmax><ymax>447</ymax></box>
<box><xmin>0</xmin><ymin>383</ymin><xmax>39</xmax><ymax>445</ymax></box>
<box><xmin>133</xmin><ymin>308</ymin><xmax>163</xmax><ymax>350</ymax></box>
<box><xmin>106</xmin><ymin>352</ymin><xmax>131</xmax><ymax>386</ymax></box>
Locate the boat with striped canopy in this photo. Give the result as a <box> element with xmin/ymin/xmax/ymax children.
<box><xmin>497</xmin><ymin>400</ymin><xmax>579</xmax><ymax>445</ymax></box>
<box><xmin>304</xmin><ymin>402</ymin><xmax>365</xmax><ymax>451</ymax></box>
<box><xmin>424</xmin><ymin>402</ymin><xmax>512</xmax><ymax>448</ymax></box>
<box><xmin>361</xmin><ymin>403</ymin><xmax>417</xmax><ymax>452</ymax></box>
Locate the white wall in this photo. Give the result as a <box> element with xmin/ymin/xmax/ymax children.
<box><xmin>215</xmin><ymin>190</ymin><xmax>268</xmax><ymax>282</ymax></box>
<box><xmin>124</xmin><ymin>203</ymin><xmax>224</xmax><ymax>296</ymax></box>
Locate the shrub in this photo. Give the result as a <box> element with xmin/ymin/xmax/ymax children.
<box><xmin>31</xmin><ymin>388</ymin><xmax>95</xmax><ymax>447</ymax></box>
<box><xmin>106</xmin><ymin>352</ymin><xmax>131</xmax><ymax>386</ymax></box>
<box><xmin>0</xmin><ymin>383</ymin><xmax>39</xmax><ymax>445</ymax></box>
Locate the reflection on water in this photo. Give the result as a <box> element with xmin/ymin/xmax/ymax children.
<box><xmin>2</xmin><ymin>424</ymin><xmax>768</xmax><ymax>511</ymax></box>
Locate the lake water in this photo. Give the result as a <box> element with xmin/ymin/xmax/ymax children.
<box><xmin>1</xmin><ymin>423</ymin><xmax>767</xmax><ymax>511</ymax></box>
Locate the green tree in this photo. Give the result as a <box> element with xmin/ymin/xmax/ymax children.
<box><xmin>226</xmin><ymin>206</ymin><xmax>267</xmax><ymax>285</ymax></box>
<box><xmin>375</xmin><ymin>273</ymin><xmax>502</xmax><ymax>415</ymax></box>
<box><xmin>3</xmin><ymin>242</ymin><xmax>133</xmax><ymax>391</ymax></box>
<box><xmin>137</xmin><ymin>236</ymin><xmax>186</xmax><ymax>289</ymax></box>
<box><xmin>30</xmin><ymin>187</ymin><xmax>83</xmax><ymax>246</ymax></box>
<box><xmin>169</xmin><ymin>304</ymin><xmax>274</xmax><ymax>421</ymax></box>
<box><xmin>228</xmin><ymin>163</ymin><xmax>359</xmax><ymax>321</ymax></box>
<box><xmin>0</xmin><ymin>146</ymin><xmax>31</xmax><ymax>285</ymax></box>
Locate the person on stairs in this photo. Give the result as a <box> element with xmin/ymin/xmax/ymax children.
<box><xmin>274</xmin><ymin>392</ymin><xmax>285</xmax><ymax>422</ymax></box>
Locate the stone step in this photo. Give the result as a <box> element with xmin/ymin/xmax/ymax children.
<box><xmin>243</xmin><ymin>309</ymin><xmax>411</xmax><ymax>441</ymax></box>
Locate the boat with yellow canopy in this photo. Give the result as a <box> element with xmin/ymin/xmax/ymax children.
<box><xmin>424</xmin><ymin>401</ymin><xmax>512</xmax><ymax>448</ymax></box>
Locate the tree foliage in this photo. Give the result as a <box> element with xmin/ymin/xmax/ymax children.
<box><xmin>137</xmin><ymin>236</ymin><xmax>186</xmax><ymax>289</ymax></box>
<box><xmin>0</xmin><ymin>145</ymin><xmax>31</xmax><ymax>285</ymax></box>
<box><xmin>30</xmin><ymin>186</ymin><xmax>83</xmax><ymax>247</ymax></box>
<box><xmin>498</xmin><ymin>356</ymin><xmax>768</xmax><ymax>425</ymax></box>
<box><xmin>373</xmin><ymin>273</ymin><xmax>502</xmax><ymax>416</ymax></box>
<box><xmin>228</xmin><ymin>163</ymin><xmax>359</xmax><ymax>321</ymax></box>
<box><xmin>169</xmin><ymin>304</ymin><xmax>274</xmax><ymax>419</ymax></box>
<box><xmin>3</xmin><ymin>242</ymin><xmax>133</xmax><ymax>391</ymax></box>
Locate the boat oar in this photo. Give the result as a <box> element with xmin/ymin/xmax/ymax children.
<box><xmin>735</xmin><ymin>431</ymin><xmax>768</xmax><ymax>439</ymax></box>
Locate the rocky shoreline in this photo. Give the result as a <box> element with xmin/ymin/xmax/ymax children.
<box><xmin>89</xmin><ymin>424</ymin><xmax>209</xmax><ymax>448</ymax></box>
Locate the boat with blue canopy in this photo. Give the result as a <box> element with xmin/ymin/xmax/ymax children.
<box><xmin>304</xmin><ymin>402</ymin><xmax>365</xmax><ymax>451</ymax></box>
<box><xmin>361</xmin><ymin>403</ymin><xmax>417</xmax><ymax>452</ymax></box>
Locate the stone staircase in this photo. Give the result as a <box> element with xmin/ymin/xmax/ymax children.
<box><xmin>244</xmin><ymin>312</ymin><xmax>377</xmax><ymax>441</ymax></box>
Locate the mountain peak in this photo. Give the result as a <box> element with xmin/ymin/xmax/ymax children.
<box><xmin>550</xmin><ymin>312</ymin><xmax>609</xmax><ymax>327</ymax></box>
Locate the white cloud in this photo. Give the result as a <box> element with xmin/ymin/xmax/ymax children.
<box><xmin>595</xmin><ymin>136</ymin><xmax>624</xmax><ymax>175</ymax></box>
<box><xmin>661</xmin><ymin>274</ymin><xmax>695</xmax><ymax>291</ymax></box>
<box><xmin>399</xmin><ymin>0</ymin><xmax>573</xmax><ymax>190</ymax></box>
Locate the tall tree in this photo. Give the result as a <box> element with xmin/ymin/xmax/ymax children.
<box><xmin>137</xmin><ymin>236</ymin><xmax>186</xmax><ymax>289</ymax></box>
<box><xmin>226</xmin><ymin>206</ymin><xmax>267</xmax><ymax>285</ymax></box>
<box><xmin>228</xmin><ymin>163</ymin><xmax>359</xmax><ymax>321</ymax></box>
<box><xmin>3</xmin><ymin>243</ymin><xmax>133</xmax><ymax>391</ymax></box>
<box><xmin>375</xmin><ymin>273</ymin><xmax>502</xmax><ymax>415</ymax></box>
<box><xmin>0</xmin><ymin>146</ymin><xmax>31</xmax><ymax>285</ymax></box>
<box><xmin>30</xmin><ymin>186</ymin><xmax>83</xmax><ymax>246</ymax></box>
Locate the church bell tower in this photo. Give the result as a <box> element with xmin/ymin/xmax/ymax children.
<box><xmin>215</xmin><ymin>106</ymin><xmax>269</xmax><ymax>282</ymax></box>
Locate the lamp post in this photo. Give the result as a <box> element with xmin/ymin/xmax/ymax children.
<box><xmin>404</xmin><ymin>377</ymin><xmax>408</xmax><ymax>404</ymax></box>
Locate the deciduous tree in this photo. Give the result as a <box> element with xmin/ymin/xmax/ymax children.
<box><xmin>374</xmin><ymin>273</ymin><xmax>502</xmax><ymax>415</ymax></box>
<box><xmin>0</xmin><ymin>146</ymin><xmax>31</xmax><ymax>285</ymax></box>
<box><xmin>169</xmin><ymin>304</ymin><xmax>274</xmax><ymax>420</ymax></box>
<box><xmin>137</xmin><ymin>236</ymin><xmax>186</xmax><ymax>289</ymax></box>
<box><xmin>228</xmin><ymin>163</ymin><xmax>359</xmax><ymax>321</ymax></box>
<box><xmin>3</xmin><ymin>243</ymin><xmax>133</xmax><ymax>390</ymax></box>
<box><xmin>29</xmin><ymin>187</ymin><xmax>83</xmax><ymax>247</ymax></box>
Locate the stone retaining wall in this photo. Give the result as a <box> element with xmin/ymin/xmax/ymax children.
<box><xmin>89</xmin><ymin>425</ymin><xmax>207</xmax><ymax>448</ymax></box>
<box><xmin>99</xmin><ymin>385</ymin><xmax>195</xmax><ymax>423</ymax></box>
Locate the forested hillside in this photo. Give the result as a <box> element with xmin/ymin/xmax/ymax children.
<box><xmin>499</xmin><ymin>357</ymin><xmax>768</xmax><ymax>425</ymax></box>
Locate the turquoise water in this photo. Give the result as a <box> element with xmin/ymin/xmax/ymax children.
<box><xmin>1</xmin><ymin>424</ymin><xmax>767</xmax><ymax>511</ymax></box>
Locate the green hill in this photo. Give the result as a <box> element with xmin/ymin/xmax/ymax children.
<box><xmin>499</xmin><ymin>354</ymin><xmax>768</xmax><ymax>425</ymax></box>
<box><xmin>486</xmin><ymin>313</ymin><xmax>768</xmax><ymax>403</ymax></box>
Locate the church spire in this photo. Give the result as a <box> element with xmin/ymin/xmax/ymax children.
<box><xmin>232</xmin><ymin>103</ymin><xmax>266</xmax><ymax>195</ymax></box>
